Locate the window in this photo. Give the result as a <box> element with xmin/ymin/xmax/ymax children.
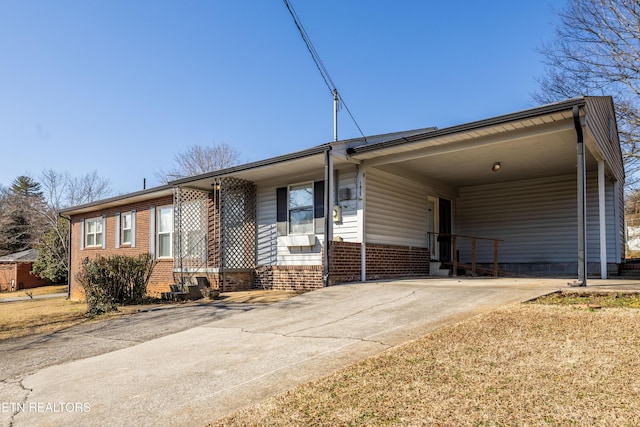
<box><xmin>157</xmin><ymin>205</ymin><xmax>173</xmax><ymax>258</ymax></box>
<box><xmin>289</xmin><ymin>183</ymin><xmax>314</xmax><ymax>234</ymax></box>
<box><xmin>85</xmin><ymin>217</ymin><xmax>103</xmax><ymax>247</ymax></box>
<box><xmin>277</xmin><ymin>181</ymin><xmax>324</xmax><ymax>236</ymax></box>
<box><xmin>121</xmin><ymin>212</ymin><xmax>132</xmax><ymax>245</ymax></box>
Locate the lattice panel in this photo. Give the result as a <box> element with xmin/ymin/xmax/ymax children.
<box><xmin>173</xmin><ymin>187</ymin><xmax>209</xmax><ymax>273</ymax></box>
<box><xmin>219</xmin><ymin>178</ymin><xmax>256</xmax><ymax>269</ymax></box>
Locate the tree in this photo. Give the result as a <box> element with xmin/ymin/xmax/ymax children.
<box><xmin>155</xmin><ymin>143</ymin><xmax>241</xmax><ymax>183</ymax></box>
<box><xmin>0</xmin><ymin>177</ymin><xmax>45</xmax><ymax>254</ymax></box>
<box><xmin>533</xmin><ymin>0</ymin><xmax>640</xmax><ymax>189</ymax></box>
<box><xmin>31</xmin><ymin>218</ymin><xmax>69</xmax><ymax>283</ymax></box>
<box><xmin>31</xmin><ymin>170</ymin><xmax>112</xmax><ymax>283</ymax></box>
<box><xmin>11</xmin><ymin>175</ymin><xmax>43</xmax><ymax>198</ymax></box>
<box><xmin>39</xmin><ymin>169</ymin><xmax>111</xmax><ymax>210</ymax></box>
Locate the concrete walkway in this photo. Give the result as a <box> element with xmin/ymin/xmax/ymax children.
<box><xmin>2</xmin><ymin>278</ymin><xmax>636</xmax><ymax>426</ymax></box>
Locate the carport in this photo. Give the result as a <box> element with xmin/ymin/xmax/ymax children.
<box><xmin>346</xmin><ymin>97</ymin><xmax>624</xmax><ymax>282</ymax></box>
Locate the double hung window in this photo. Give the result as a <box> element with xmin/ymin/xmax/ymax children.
<box><xmin>121</xmin><ymin>212</ymin><xmax>132</xmax><ymax>245</ymax></box>
<box><xmin>157</xmin><ymin>206</ymin><xmax>173</xmax><ymax>258</ymax></box>
<box><xmin>85</xmin><ymin>217</ymin><xmax>103</xmax><ymax>247</ymax></box>
<box><xmin>288</xmin><ymin>183</ymin><xmax>314</xmax><ymax>234</ymax></box>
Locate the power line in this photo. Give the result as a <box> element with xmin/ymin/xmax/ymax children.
<box><xmin>282</xmin><ymin>0</ymin><xmax>366</xmax><ymax>140</ymax></box>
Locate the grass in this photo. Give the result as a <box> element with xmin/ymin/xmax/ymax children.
<box><xmin>212</xmin><ymin>293</ymin><xmax>640</xmax><ymax>426</ymax></box>
<box><xmin>0</xmin><ymin>284</ymin><xmax>67</xmax><ymax>299</ymax></box>
<box><xmin>0</xmin><ymin>297</ymin><xmax>88</xmax><ymax>340</ymax></box>
<box><xmin>530</xmin><ymin>290</ymin><xmax>640</xmax><ymax>308</ymax></box>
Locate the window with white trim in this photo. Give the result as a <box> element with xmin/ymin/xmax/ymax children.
<box><xmin>157</xmin><ymin>205</ymin><xmax>173</xmax><ymax>258</ymax></box>
<box><xmin>121</xmin><ymin>212</ymin><xmax>132</xmax><ymax>245</ymax></box>
<box><xmin>288</xmin><ymin>182</ymin><xmax>314</xmax><ymax>234</ymax></box>
<box><xmin>85</xmin><ymin>217</ymin><xmax>103</xmax><ymax>247</ymax></box>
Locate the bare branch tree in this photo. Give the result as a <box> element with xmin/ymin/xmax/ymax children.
<box><xmin>155</xmin><ymin>143</ymin><xmax>241</xmax><ymax>183</ymax></box>
<box><xmin>533</xmin><ymin>0</ymin><xmax>640</xmax><ymax>189</ymax></box>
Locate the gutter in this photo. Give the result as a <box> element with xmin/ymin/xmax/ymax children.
<box><xmin>323</xmin><ymin>147</ymin><xmax>333</xmax><ymax>287</ymax></box>
<box><xmin>347</xmin><ymin>97</ymin><xmax>588</xmax><ymax>156</ymax></box>
<box><xmin>58</xmin><ymin>212</ymin><xmax>72</xmax><ymax>299</ymax></box>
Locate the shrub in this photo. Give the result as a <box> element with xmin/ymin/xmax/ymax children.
<box><xmin>76</xmin><ymin>253</ymin><xmax>156</xmax><ymax>316</ymax></box>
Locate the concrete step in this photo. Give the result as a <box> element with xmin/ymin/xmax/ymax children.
<box><xmin>429</xmin><ymin>261</ymin><xmax>450</xmax><ymax>277</ymax></box>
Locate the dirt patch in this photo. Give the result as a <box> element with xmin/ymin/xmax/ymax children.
<box><xmin>212</xmin><ymin>304</ymin><xmax>640</xmax><ymax>426</ymax></box>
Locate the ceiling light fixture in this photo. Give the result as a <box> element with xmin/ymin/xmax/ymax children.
<box><xmin>491</xmin><ymin>162</ymin><xmax>502</xmax><ymax>172</ymax></box>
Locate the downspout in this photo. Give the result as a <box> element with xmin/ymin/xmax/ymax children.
<box><xmin>323</xmin><ymin>147</ymin><xmax>333</xmax><ymax>287</ymax></box>
<box><xmin>59</xmin><ymin>213</ymin><xmax>72</xmax><ymax>299</ymax></box>
<box><xmin>572</xmin><ymin>105</ymin><xmax>587</xmax><ymax>286</ymax></box>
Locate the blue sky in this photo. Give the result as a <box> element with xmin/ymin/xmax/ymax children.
<box><xmin>0</xmin><ymin>0</ymin><xmax>564</xmax><ymax>196</ymax></box>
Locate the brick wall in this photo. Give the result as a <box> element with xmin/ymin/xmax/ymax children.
<box><xmin>254</xmin><ymin>265</ymin><xmax>323</xmax><ymax>291</ymax></box>
<box><xmin>0</xmin><ymin>262</ymin><xmax>50</xmax><ymax>292</ymax></box>
<box><xmin>328</xmin><ymin>241</ymin><xmax>362</xmax><ymax>285</ymax></box>
<box><xmin>253</xmin><ymin>242</ymin><xmax>429</xmax><ymax>290</ymax></box>
<box><xmin>365</xmin><ymin>243</ymin><xmax>429</xmax><ymax>280</ymax></box>
<box><xmin>186</xmin><ymin>271</ymin><xmax>253</xmax><ymax>292</ymax></box>
<box><xmin>16</xmin><ymin>263</ymin><xmax>51</xmax><ymax>289</ymax></box>
<box><xmin>69</xmin><ymin>195</ymin><xmax>174</xmax><ymax>300</ymax></box>
<box><xmin>326</xmin><ymin>241</ymin><xmax>429</xmax><ymax>284</ymax></box>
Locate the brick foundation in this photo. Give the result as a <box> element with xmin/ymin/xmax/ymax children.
<box><xmin>366</xmin><ymin>243</ymin><xmax>429</xmax><ymax>280</ymax></box>
<box><xmin>180</xmin><ymin>270</ymin><xmax>253</xmax><ymax>292</ymax></box>
<box><xmin>254</xmin><ymin>265</ymin><xmax>324</xmax><ymax>291</ymax></box>
<box><xmin>326</xmin><ymin>241</ymin><xmax>430</xmax><ymax>284</ymax></box>
<box><xmin>328</xmin><ymin>241</ymin><xmax>362</xmax><ymax>285</ymax></box>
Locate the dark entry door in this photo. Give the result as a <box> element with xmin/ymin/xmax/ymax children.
<box><xmin>438</xmin><ymin>198</ymin><xmax>452</xmax><ymax>262</ymax></box>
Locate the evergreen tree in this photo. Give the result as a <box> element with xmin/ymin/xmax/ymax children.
<box><xmin>32</xmin><ymin>218</ymin><xmax>69</xmax><ymax>283</ymax></box>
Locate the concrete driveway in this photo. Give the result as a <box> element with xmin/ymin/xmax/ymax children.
<box><xmin>1</xmin><ymin>278</ymin><xmax>580</xmax><ymax>426</ymax></box>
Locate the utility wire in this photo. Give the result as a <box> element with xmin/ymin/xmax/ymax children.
<box><xmin>282</xmin><ymin>0</ymin><xmax>366</xmax><ymax>140</ymax></box>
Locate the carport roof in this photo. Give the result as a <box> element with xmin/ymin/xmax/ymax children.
<box><xmin>346</xmin><ymin>97</ymin><xmax>587</xmax><ymax>158</ymax></box>
<box><xmin>343</xmin><ymin>97</ymin><xmax>614</xmax><ymax>188</ymax></box>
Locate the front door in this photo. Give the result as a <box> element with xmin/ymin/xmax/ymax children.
<box><xmin>427</xmin><ymin>197</ymin><xmax>438</xmax><ymax>260</ymax></box>
<box><xmin>438</xmin><ymin>198</ymin><xmax>452</xmax><ymax>262</ymax></box>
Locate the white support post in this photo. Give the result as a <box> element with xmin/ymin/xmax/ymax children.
<box><xmin>613</xmin><ymin>180</ymin><xmax>622</xmax><ymax>262</ymax></box>
<box><xmin>598</xmin><ymin>160</ymin><xmax>607</xmax><ymax>279</ymax></box>
<box><xmin>357</xmin><ymin>165</ymin><xmax>366</xmax><ymax>282</ymax></box>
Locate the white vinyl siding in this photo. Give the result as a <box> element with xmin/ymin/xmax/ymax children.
<box><xmin>256</xmin><ymin>185</ymin><xmax>277</xmax><ymax>265</ymax></box>
<box><xmin>365</xmin><ymin>168</ymin><xmax>429</xmax><ymax>247</ymax></box>
<box><xmin>333</xmin><ymin>166</ymin><xmax>359</xmax><ymax>242</ymax></box>
<box><xmin>456</xmin><ymin>173</ymin><xmax>617</xmax><ymax>263</ymax></box>
<box><xmin>257</xmin><ymin>180</ymin><xmax>323</xmax><ymax>266</ymax></box>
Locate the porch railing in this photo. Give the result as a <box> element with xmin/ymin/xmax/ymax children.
<box><xmin>428</xmin><ymin>232</ymin><xmax>504</xmax><ymax>277</ymax></box>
